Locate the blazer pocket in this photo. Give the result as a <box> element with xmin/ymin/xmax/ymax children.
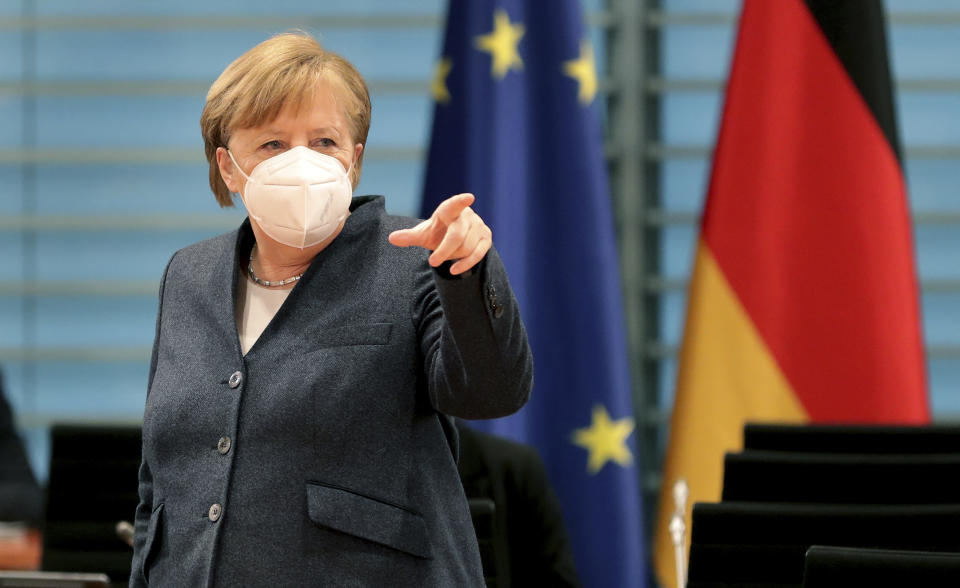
<box><xmin>305</xmin><ymin>481</ymin><xmax>431</xmax><ymax>559</ymax></box>
<box><xmin>141</xmin><ymin>503</ymin><xmax>164</xmax><ymax>584</ymax></box>
<box><xmin>308</xmin><ymin>322</ymin><xmax>393</xmax><ymax>351</ymax></box>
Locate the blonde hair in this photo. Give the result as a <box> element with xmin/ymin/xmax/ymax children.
<box><xmin>200</xmin><ymin>31</ymin><xmax>371</xmax><ymax>207</ymax></box>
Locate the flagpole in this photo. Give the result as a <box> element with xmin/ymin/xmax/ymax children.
<box><xmin>669</xmin><ymin>479</ymin><xmax>689</xmax><ymax>588</ymax></box>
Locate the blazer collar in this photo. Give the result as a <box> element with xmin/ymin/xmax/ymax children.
<box><xmin>226</xmin><ymin>195</ymin><xmax>386</xmax><ymax>358</ymax></box>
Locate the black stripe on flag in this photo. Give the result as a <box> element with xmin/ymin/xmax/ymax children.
<box><xmin>804</xmin><ymin>0</ymin><xmax>902</xmax><ymax>164</ymax></box>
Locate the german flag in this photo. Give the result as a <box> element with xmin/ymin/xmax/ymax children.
<box><xmin>654</xmin><ymin>1</ymin><xmax>929</xmax><ymax>586</ymax></box>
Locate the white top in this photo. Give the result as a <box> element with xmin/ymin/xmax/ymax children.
<box><xmin>235</xmin><ymin>269</ymin><xmax>293</xmax><ymax>355</ymax></box>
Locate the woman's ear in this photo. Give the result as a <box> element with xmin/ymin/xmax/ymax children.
<box><xmin>216</xmin><ymin>147</ymin><xmax>242</xmax><ymax>194</ymax></box>
<box><xmin>351</xmin><ymin>143</ymin><xmax>364</xmax><ymax>186</ymax></box>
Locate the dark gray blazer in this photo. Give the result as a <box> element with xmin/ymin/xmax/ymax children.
<box><xmin>129</xmin><ymin>196</ymin><xmax>533</xmax><ymax>587</ymax></box>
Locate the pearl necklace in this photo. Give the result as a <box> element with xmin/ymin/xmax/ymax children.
<box><xmin>247</xmin><ymin>244</ymin><xmax>304</xmax><ymax>287</ymax></box>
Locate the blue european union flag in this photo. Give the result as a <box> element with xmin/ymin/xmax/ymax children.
<box><xmin>422</xmin><ymin>2</ymin><xmax>646</xmax><ymax>586</ymax></box>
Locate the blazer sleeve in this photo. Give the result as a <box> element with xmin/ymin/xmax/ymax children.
<box><xmin>415</xmin><ymin>247</ymin><xmax>533</xmax><ymax>419</ymax></box>
<box><xmin>129</xmin><ymin>254</ymin><xmax>174</xmax><ymax>587</ymax></box>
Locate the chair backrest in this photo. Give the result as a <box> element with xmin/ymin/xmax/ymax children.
<box><xmin>803</xmin><ymin>546</ymin><xmax>960</xmax><ymax>588</ymax></box>
<box><xmin>743</xmin><ymin>423</ymin><xmax>960</xmax><ymax>454</ymax></box>
<box><xmin>41</xmin><ymin>424</ymin><xmax>141</xmax><ymax>584</ymax></box>
<box><xmin>720</xmin><ymin>449</ymin><xmax>960</xmax><ymax>504</ymax></box>
<box><xmin>687</xmin><ymin>502</ymin><xmax>960</xmax><ymax>586</ymax></box>
<box><xmin>467</xmin><ymin>498</ymin><xmax>498</xmax><ymax>587</ymax></box>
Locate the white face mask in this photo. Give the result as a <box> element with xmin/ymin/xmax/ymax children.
<box><xmin>229</xmin><ymin>146</ymin><xmax>354</xmax><ymax>249</ymax></box>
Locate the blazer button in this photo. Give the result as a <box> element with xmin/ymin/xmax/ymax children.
<box><xmin>209</xmin><ymin>503</ymin><xmax>222</xmax><ymax>522</ymax></box>
<box><xmin>228</xmin><ymin>371</ymin><xmax>243</xmax><ymax>389</ymax></box>
<box><xmin>488</xmin><ymin>290</ymin><xmax>503</xmax><ymax>318</ymax></box>
<box><xmin>217</xmin><ymin>436</ymin><xmax>232</xmax><ymax>455</ymax></box>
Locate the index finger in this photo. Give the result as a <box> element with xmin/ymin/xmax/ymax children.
<box><xmin>432</xmin><ymin>193</ymin><xmax>476</xmax><ymax>224</ymax></box>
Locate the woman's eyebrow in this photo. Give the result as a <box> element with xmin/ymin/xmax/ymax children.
<box><xmin>248</xmin><ymin>129</ymin><xmax>288</xmax><ymax>142</ymax></box>
<box><xmin>309</xmin><ymin>126</ymin><xmax>342</xmax><ymax>136</ymax></box>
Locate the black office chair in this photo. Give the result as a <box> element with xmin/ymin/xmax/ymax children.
<box><xmin>743</xmin><ymin>423</ymin><xmax>960</xmax><ymax>454</ymax></box>
<box><xmin>720</xmin><ymin>449</ymin><xmax>960</xmax><ymax>504</ymax></box>
<box><xmin>41</xmin><ymin>425</ymin><xmax>142</xmax><ymax>587</ymax></box>
<box><xmin>467</xmin><ymin>497</ymin><xmax>499</xmax><ymax>587</ymax></box>
<box><xmin>687</xmin><ymin>502</ymin><xmax>960</xmax><ymax>587</ymax></box>
<box><xmin>803</xmin><ymin>545</ymin><xmax>960</xmax><ymax>587</ymax></box>
<box><xmin>685</xmin><ymin>424</ymin><xmax>960</xmax><ymax>587</ymax></box>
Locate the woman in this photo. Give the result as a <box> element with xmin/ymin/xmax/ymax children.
<box><xmin>130</xmin><ymin>32</ymin><xmax>532</xmax><ymax>587</ymax></box>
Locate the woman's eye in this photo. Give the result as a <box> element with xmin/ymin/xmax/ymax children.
<box><xmin>315</xmin><ymin>138</ymin><xmax>337</xmax><ymax>149</ymax></box>
<box><xmin>261</xmin><ymin>140</ymin><xmax>283</xmax><ymax>150</ymax></box>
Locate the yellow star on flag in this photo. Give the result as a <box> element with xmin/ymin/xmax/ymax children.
<box><xmin>571</xmin><ymin>404</ymin><xmax>635</xmax><ymax>474</ymax></box>
<box><xmin>563</xmin><ymin>40</ymin><xmax>598</xmax><ymax>105</ymax></box>
<box><xmin>431</xmin><ymin>57</ymin><xmax>452</xmax><ymax>104</ymax></box>
<box><xmin>474</xmin><ymin>8</ymin><xmax>525</xmax><ymax>79</ymax></box>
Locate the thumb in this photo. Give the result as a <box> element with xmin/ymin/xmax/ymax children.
<box><xmin>388</xmin><ymin>219</ymin><xmax>431</xmax><ymax>248</ymax></box>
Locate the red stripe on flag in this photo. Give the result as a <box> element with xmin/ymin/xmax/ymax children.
<box><xmin>702</xmin><ymin>0</ymin><xmax>928</xmax><ymax>421</ymax></box>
